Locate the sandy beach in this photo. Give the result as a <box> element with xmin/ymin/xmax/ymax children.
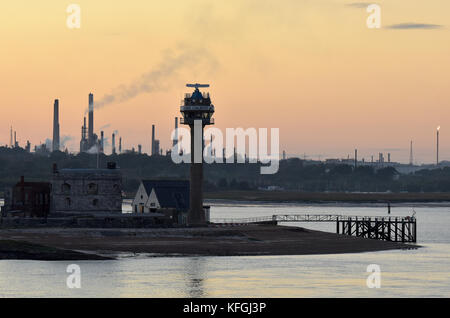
<box><xmin>0</xmin><ymin>225</ymin><xmax>418</xmax><ymax>260</ymax></box>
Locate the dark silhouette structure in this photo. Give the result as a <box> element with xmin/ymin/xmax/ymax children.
<box><xmin>2</xmin><ymin>176</ymin><xmax>51</xmax><ymax>217</ymax></box>
<box><xmin>52</xmin><ymin>99</ymin><xmax>60</xmax><ymax>152</ymax></box>
<box><xmin>180</xmin><ymin>83</ymin><xmax>215</xmax><ymax>226</ymax></box>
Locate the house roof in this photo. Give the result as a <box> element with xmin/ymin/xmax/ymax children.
<box><xmin>141</xmin><ymin>180</ymin><xmax>190</xmax><ymax>211</ymax></box>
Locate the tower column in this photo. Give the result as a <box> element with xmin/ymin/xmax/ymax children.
<box><xmin>180</xmin><ymin>83</ymin><xmax>214</xmax><ymax>227</ymax></box>
<box><xmin>188</xmin><ymin>123</ymin><xmax>205</xmax><ymax>225</ymax></box>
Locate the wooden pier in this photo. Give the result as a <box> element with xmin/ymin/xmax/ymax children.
<box><xmin>211</xmin><ymin>214</ymin><xmax>417</xmax><ymax>243</ymax></box>
<box><xmin>336</xmin><ymin>216</ymin><xmax>416</xmax><ymax>243</ymax></box>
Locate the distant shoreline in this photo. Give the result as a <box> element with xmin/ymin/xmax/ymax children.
<box><xmin>204</xmin><ymin>191</ymin><xmax>450</xmax><ymax>203</ymax></box>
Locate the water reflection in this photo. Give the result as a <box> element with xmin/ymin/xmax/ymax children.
<box><xmin>183</xmin><ymin>257</ymin><xmax>207</xmax><ymax>297</ymax></box>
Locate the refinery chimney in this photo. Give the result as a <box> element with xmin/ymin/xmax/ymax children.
<box><xmin>88</xmin><ymin>93</ymin><xmax>94</xmax><ymax>146</ymax></box>
<box><xmin>52</xmin><ymin>99</ymin><xmax>60</xmax><ymax>152</ymax></box>
<box><xmin>100</xmin><ymin>131</ymin><xmax>104</xmax><ymax>153</ymax></box>
<box><xmin>119</xmin><ymin>137</ymin><xmax>122</xmax><ymax>154</ymax></box>
<box><xmin>437</xmin><ymin>126</ymin><xmax>440</xmax><ymax>166</ymax></box>
<box><xmin>112</xmin><ymin>133</ymin><xmax>116</xmax><ymax>155</ymax></box>
<box><xmin>151</xmin><ymin>124</ymin><xmax>155</xmax><ymax>155</ymax></box>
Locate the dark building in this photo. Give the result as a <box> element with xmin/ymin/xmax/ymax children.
<box><xmin>2</xmin><ymin>176</ymin><xmax>51</xmax><ymax>217</ymax></box>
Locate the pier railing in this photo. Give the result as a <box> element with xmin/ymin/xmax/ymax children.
<box><xmin>336</xmin><ymin>216</ymin><xmax>416</xmax><ymax>243</ymax></box>
<box><xmin>211</xmin><ymin>214</ymin><xmax>407</xmax><ymax>224</ymax></box>
<box><xmin>211</xmin><ymin>214</ymin><xmax>417</xmax><ymax>243</ymax></box>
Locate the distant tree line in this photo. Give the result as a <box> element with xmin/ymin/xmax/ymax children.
<box><xmin>1</xmin><ymin>147</ymin><xmax>450</xmax><ymax>195</ymax></box>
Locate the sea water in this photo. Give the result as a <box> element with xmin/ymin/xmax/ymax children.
<box><xmin>1</xmin><ymin>200</ymin><xmax>449</xmax><ymax>297</ymax></box>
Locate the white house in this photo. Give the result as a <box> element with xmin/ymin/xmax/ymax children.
<box><xmin>132</xmin><ymin>180</ymin><xmax>190</xmax><ymax>214</ymax></box>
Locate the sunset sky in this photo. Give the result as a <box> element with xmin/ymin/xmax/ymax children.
<box><xmin>0</xmin><ymin>0</ymin><xmax>449</xmax><ymax>163</ymax></box>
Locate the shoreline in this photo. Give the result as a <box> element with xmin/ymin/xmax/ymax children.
<box><xmin>204</xmin><ymin>191</ymin><xmax>450</xmax><ymax>204</ymax></box>
<box><xmin>0</xmin><ymin>225</ymin><xmax>418</xmax><ymax>260</ymax></box>
<box><xmin>0</xmin><ymin>239</ymin><xmax>112</xmax><ymax>261</ymax></box>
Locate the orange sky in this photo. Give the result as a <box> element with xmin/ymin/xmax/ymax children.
<box><xmin>0</xmin><ymin>0</ymin><xmax>449</xmax><ymax>163</ymax></box>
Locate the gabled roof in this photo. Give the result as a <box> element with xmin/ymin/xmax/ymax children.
<box><xmin>142</xmin><ymin>180</ymin><xmax>190</xmax><ymax>211</ymax></box>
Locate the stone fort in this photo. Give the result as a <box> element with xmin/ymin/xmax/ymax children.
<box><xmin>51</xmin><ymin>163</ymin><xmax>122</xmax><ymax>215</ymax></box>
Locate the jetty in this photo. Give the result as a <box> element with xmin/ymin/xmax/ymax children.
<box><xmin>211</xmin><ymin>214</ymin><xmax>417</xmax><ymax>243</ymax></box>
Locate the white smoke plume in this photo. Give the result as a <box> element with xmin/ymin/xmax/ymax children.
<box><xmin>87</xmin><ymin>144</ymin><xmax>101</xmax><ymax>154</ymax></box>
<box><xmin>60</xmin><ymin>135</ymin><xmax>74</xmax><ymax>149</ymax></box>
<box><xmin>89</xmin><ymin>45</ymin><xmax>218</xmax><ymax>111</ymax></box>
<box><xmin>99</xmin><ymin>123</ymin><xmax>111</xmax><ymax>130</ymax></box>
<box><xmin>45</xmin><ymin>138</ymin><xmax>52</xmax><ymax>150</ymax></box>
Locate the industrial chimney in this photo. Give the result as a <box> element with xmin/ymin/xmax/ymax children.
<box><xmin>52</xmin><ymin>99</ymin><xmax>60</xmax><ymax>152</ymax></box>
<box><xmin>88</xmin><ymin>93</ymin><xmax>94</xmax><ymax>147</ymax></box>
<box><xmin>100</xmin><ymin>131</ymin><xmax>104</xmax><ymax>153</ymax></box>
<box><xmin>437</xmin><ymin>126</ymin><xmax>440</xmax><ymax>166</ymax></box>
<box><xmin>112</xmin><ymin>133</ymin><xmax>116</xmax><ymax>155</ymax></box>
<box><xmin>151</xmin><ymin>124</ymin><xmax>155</xmax><ymax>155</ymax></box>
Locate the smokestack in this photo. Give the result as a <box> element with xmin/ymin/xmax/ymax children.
<box><xmin>83</xmin><ymin>117</ymin><xmax>87</xmax><ymax>139</ymax></box>
<box><xmin>119</xmin><ymin>137</ymin><xmax>122</xmax><ymax>154</ymax></box>
<box><xmin>138</xmin><ymin>144</ymin><xmax>142</xmax><ymax>154</ymax></box>
<box><xmin>53</xmin><ymin>99</ymin><xmax>60</xmax><ymax>152</ymax></box>
<box><xmin>354</xmin><ymin>149</ymin><xmax>357</xmax><ymax>168</ymax></box>
<box><xmin>10</xmin><ymin>126</ymin><xmax>12</xmax><ymax>148</ymax></box>
<box><xmin>112</xmin><ymin>133</ymin><xmax>116</xmax><ymax>155</ymax></box>
<box><xmin>388</xmin><ymin>153</ymin><xmax>391</xmax><ymax>163</ymax></box>
<box><xmin>14</xmin><ymin>131</ymin><xmax>16</xmax><ymax>147</ymax></box>
<box><xmin>100</xmin><ymin>131</ymin><xmax>104</xmax><ymax>152</ymax></box>
<box><xmin>152</xmin><ymin>124</ymin><xmax>155</xmax><ymax>155</ymax></box>
<box><xmin>437</xmin><ymin>126</ymin><xmax>440</xmax><ymax>166</ymax></box>
<box><xmin>88</xmin><ymin>93</ymin><xmax>94</xmax><ymax>145</ymax></box>
<box><xmin>409</xmin><ymin>140</ymin><xmax>413</xmax><ymax>166</ymax></box>
<box><xmin>173</xmin><ymin>117</ymin><xmax>178</xmax><ymax>145</ymax></box>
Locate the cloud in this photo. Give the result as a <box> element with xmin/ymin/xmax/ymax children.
<box><xmin>346</xmin><ymin>2</ymin><xmax>374</xmax><ymax>9</ymax></box>
<box><xmin>386</xmin><ymin>23</ymin><xmax>443</xmax><ymax>30</ymax></box>
<box><xmin>381</xmin><ymin>148</ymin><xmax>406</xmax><ymax>152</ymax></box>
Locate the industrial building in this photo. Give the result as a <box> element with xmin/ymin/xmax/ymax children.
<box><xmin>80</xmin><ymin>93</ymin><xmax>99</xmax><ymax>153</ymax></box>
<box><xmin>1</xmin><ymin>176</ymin><xmax>51</xmax><ymax>217</ymax></box>
<box><xmin>51</xmin><ymin>162</ymin><xmax>122</xmax><ymax>215</ymax></box>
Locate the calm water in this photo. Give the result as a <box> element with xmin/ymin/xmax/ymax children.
<box><xmin>1</xmin><ymin>200</ymin><xmax>450</xmax><ymax>297</ymax></box>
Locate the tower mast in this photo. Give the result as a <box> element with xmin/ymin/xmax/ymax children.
<box><xmin>180</xmin><ymin>83</ymin><xmax>215</xmax><ymax>226</ymax></box>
